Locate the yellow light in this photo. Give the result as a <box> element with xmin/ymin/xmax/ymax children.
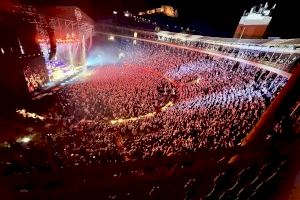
<box><xmin>16</xmin><ymin>109</ymin><xmax>45</xmax><ymax>120</ymax></box>
<box><xmin>111</xmin><ymin>120</ymin><xmax>117</xmax><ymax>125</ymax></box>
<box><xmin>51</xmin><ymin>69</ymin><xmax>65</xmax><ymax>81</ymax></box>
<box><xmin>110</xmin><ymin>102</ymin><xmax>174</xmax><ymax>125</ymax></box>
<box><xmin>16</xmin><ymin>134</ymin><xmax>35</xmax><ymax>144</ymax></box>
<box><xmin>161</xmin><ymin>101</ymin><xmax>174</xmax><ymax>112</ymax></box>
<box><xmin>21</xmin><ymin>137</ymin><xmax>31</xmax><ymax>143</ymax></box>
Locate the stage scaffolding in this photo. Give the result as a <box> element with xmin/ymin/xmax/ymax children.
<box><xmin>11</xmin><ymin>4</ymin><xmax>94</xmax><ymax>56</ymax></box>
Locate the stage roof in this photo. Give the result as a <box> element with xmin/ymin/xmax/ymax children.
<box><xmin>39</xmin><ymin>6</ymin><xmax>94</xmax><ymax>24</ymax></box>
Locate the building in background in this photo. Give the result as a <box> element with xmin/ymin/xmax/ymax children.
<box><xmin>138</xmin><ymin>5</ymin><xmax>178</xmax><ymax>18</ymax></box>
<box><xmin>234</xmin><ymin>2</ymin><xmax>276</xmax><ymax>39</ymax></box>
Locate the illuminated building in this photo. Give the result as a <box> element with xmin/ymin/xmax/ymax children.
<box><xmin>138</xmin><ymin>5</ymin><xmax>178</xmax><ymax>18</ymax></box>
<box><xmin>234</xmin><ymin>2</ymin><xmax>276</xmax><ymax>39</ymax></box>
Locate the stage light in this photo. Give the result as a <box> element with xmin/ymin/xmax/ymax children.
<box><xmin>52</xmin><ymin>69</ymin><xmax>65</xmax><ymax>81</ymax></box>
<box><xmin>118</xmin><ymin>52</ymin><xmax>125</xmax><ymax>59</ymax></box>
<box><xmin>124</xmin><ymin>11</ymin><xmax>130</xmax><ymax>17</ymax></box>
<box><xmin>113</xmin><ymin>11</ymin><xmax>118</xmax><ymax>15</ymax></box>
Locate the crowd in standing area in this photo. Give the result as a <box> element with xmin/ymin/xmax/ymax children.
<box><xmin>43</xmin><ymin>41</ymin><xmax>288</xmax><ymax>166</ymax></box>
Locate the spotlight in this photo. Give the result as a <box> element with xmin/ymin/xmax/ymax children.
<box><xmin>108</xmin><ymin>35</ymin><xmax>115</xmax><ymax>41</ymax></box>
<box><xmin>124</xmin><ymin>11</ymin><xmax>130</xmax><ymax>17</ymax></box>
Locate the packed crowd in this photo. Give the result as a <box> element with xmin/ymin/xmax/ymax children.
<box><xmin>24</xmin><ymin>63</ymin><xmax>49</xmax><ymax>92</ymax></box>
<box><xmin>43</xmin><ymin>40</ymin><xmax>288</xmax><ymax>166</ymax></box>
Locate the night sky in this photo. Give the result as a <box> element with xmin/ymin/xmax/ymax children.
<box><xmin>21</xmin><ymin>0</ymin><xmax>299</xmax><ymax>38</ymax></box>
